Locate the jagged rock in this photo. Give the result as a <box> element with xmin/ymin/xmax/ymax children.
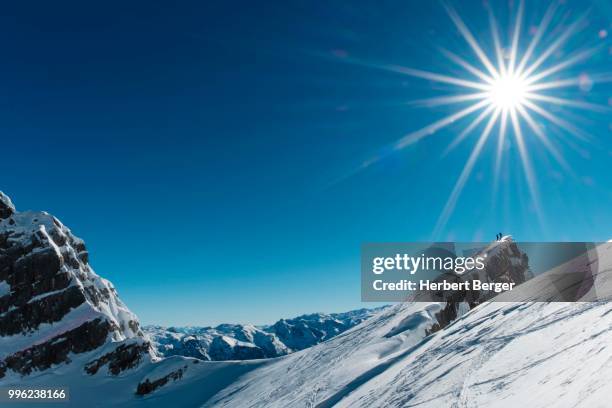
<box><xmin>428</xmin><ymin>238</ymin><xmax>531</xmax><ymax>334</ymax></box>
<box><xmin>85</xmin><ymin>341</ymin><xmax>151</xmax><ymax>375</ymax></box>
<box><xmin>0</xmin><ymin>192</ymin><xmax>15</xmax><ymax>219</ymax></box>
<box><xmin>0</xmin><ymin>318</ymin><xmax>111</xmax><ymax>378</ymax></box>
<box><xmin>0</xmin><ymin>285</ymin><xmax>86</xmax><ymax>336</ymax></box>
<box><xmin>0</xmin><ymin>192</ymin><xmax>150</xmax><ymax>380</ymax></box>
<box><xmin>482</xmin><ymin>241</ymin><xmax>531</xmax><ymax>287</ymax></box>
<box><xmin>136</xmin><ymin>365</ymin><xmax>188</xmax><ymax>395</ymax></box>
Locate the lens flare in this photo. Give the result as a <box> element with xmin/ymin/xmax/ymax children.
<box><xmin>334</xmin><ymin>1</ymin><xmax>610</xmax><ymax>237</ymax></box>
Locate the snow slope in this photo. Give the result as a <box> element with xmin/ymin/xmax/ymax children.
<box><xmin>337</xmin><ymin>301</ymin><xmax>612</xmax><ymax>408</ymax></box>
<box><xmin>206</xmin><ymin>242</ymin><xmax>612</xmax><ymax>407</ymax></box>
<box><xmin>204</xmin><ymin>302</ymin><xmax>443</xmax><ymax>407</ymax></box>
<box><xmin>0</xmin><ymin>350</ymin><xmax>265</xmax><ymax>408</ymax></box>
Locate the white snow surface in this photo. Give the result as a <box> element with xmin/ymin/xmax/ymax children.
<box><xmin>335</xmin><ymin>301</ymin><xmax>612</xmax><ymax>408</ymax></box>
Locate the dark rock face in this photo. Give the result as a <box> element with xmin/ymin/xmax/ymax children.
<box><xmin>0</xmin><ymin>286</ymin><xmax>86</xmax><ymax>336</ymax></box>
<box><xmin>136</xmin><ymin>365</ymin><xmax>188</xmax><ymax>396</ymax></box>
<box><xmin>427</xmin><ymin>303</ymin><xmax>464</xmax><ymax>335</ymax></box>
<box><xmin>0</xmin><ymin>318</ymin><xmax>111</xmax><ymax>378</ymax></box>
<box><xmin>0</xmin><ymin>193</ymin><xmax>150</xmax><ymax>380</ymax></box>
<box><xmin>85</xmin><ymin>341</ymin><xmax>151</xmax><ymax>375</ymax></box>
<box><xmin>427</xmin><ymin>239</ymin><xmax>531</xmax><ymax>334</ymax></box>
<box><xmin>482</xmin><ymin>241</ymin><xmax>531</xmax><ymax>287</ymax></box>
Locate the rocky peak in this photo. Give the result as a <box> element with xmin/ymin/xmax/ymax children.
<box><xmin>0</xmin><ymin>192</ymin><xmax>15</xmax><ymax>219</ymax></box>
<box><xmin>0</xmin><ymin>192</ymin><xmax>151</xmax><ymax>379</ymax></box>
<box><xmin>428</xmin><ymin>237</ymin><xmax>531</xmax><ymax>333</ymax></box>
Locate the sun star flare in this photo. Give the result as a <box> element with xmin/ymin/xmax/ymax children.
<box><xmin>350</xmin><ymin>1</ymin><xmax>608</xmax><ymax>237</ymax></box>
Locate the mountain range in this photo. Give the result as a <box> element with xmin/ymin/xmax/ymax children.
<box><xmin>144</xmin><ymin>307</ymin><xmax>385</xmax><ymax>361</ymax></box>
<box><xmin>1</xmin><ymin>191</ymin><xmax>611</xmax><ymax>407</ymax></box>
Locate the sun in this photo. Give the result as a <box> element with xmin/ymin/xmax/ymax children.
<box><xmin>487</xmin><ymin>74</ymin><xmax>529</xmax><ymax>112</ymax></box>
<box><xmin>340</xmin><ymin>0</ymin><xmax>606</xmax><ymax>236</ymax></box>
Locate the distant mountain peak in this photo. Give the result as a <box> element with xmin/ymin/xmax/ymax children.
<box><xmin>144</xmin><ymin>306</ymin><xmax>387</xmax><ymax>361</ymax></box>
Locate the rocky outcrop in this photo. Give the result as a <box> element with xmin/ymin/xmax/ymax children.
<box><xmin>481</xmin><ymin>240</ymin><xmax>531</xmax><ymax>289</ymax></box>
<box><xmin>428</xmin><ymin>238</ymin><xmax>531</xmax><ymax>333</ymax></box>
<box><xmin>136</xmin><ymin>365</ymin><xmax>188</xmax><ymax>396</ymax></box>
<box><xmin>85</xmin><ymin>340</ymin><xmax>151</xmax><ymax>375</ymax></box>
<box><xmin>0</xmin><ymin>192</ymin><xmax>150</xmax><ymax>379</ymax></box>
<box><xmin>1</xmin><ymin>318</ymin><xmax>112</xmax><ymax>377</ymax></box>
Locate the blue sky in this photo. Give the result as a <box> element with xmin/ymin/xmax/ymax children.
<box><xmin>1</xmin><ymin>0</ymin><xmax>611</xmax><ymax>325</ymax></box>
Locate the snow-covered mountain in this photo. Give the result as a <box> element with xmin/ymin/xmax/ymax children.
<box><xmin>0</xmin><ymin>192</ymin><xmax>213</xmax><ymax>402</ymax></box>
<box><xmin>2</xmin><ymin>191</ymin><xmax>611</xmax><ymax>407</ymax></box>
<box><xmin>144</xmin><ymin>308</ymin><xmax>384</xmax><ymax>361</ymax></box>
<box><xmin>0</xmin><ymin>191</ymin><xmax>151</xmax><ymax>380</ymax></box>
